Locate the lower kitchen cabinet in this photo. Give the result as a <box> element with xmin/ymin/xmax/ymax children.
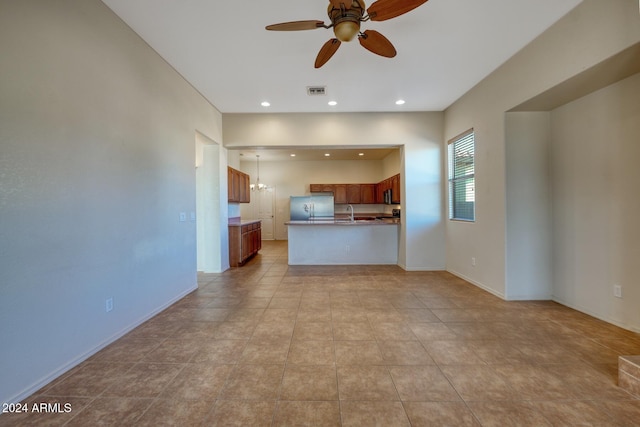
<box><xmin>229</xmin><ymin>219</ymin><xmax>261</xmax><ymax>267</ymax></box>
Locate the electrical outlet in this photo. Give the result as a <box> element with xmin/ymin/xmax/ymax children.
<box><xmin>471</xmin><ymin>257</ymin><xmax>476</xmax><ymax>267</ymax></box>
<box><xmin>106</xmin><ymin>297</ymin><xmax>113</xmax><ymax>312</ymax></box>
<box><xmin>179</xmin><ymin>212</ymin><xmax>187</xmax><ymax>222</ymax></box>
<box><xmin>614</xmin><ymin>285</ymin><xmax>622</xmax><ymax>298</ymax></box>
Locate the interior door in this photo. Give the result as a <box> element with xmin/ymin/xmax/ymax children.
<box><xmin>258</xmin><ymin>187</ymin><xmax>275</xmax><ymax>240</ymax></box>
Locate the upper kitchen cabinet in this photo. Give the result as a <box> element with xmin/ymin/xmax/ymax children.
<box><xmin>322</xmin><ymin>184</ymin><xmax>335</xmax><ymax>193</ymax></box>
<box><xmin>375</xmin><ymin>174</ymin><xmax>401</xmax><ymax>204</ymax></box>
<box><xmin>309</xmin><ymin>183</ymin><xmax>347</xmax><ymax>203</ymax></box>
<box><xmin>334</xmin><ymin>185</ymin><xmax>348</xmax><ymax>204</ymax></box>
<box><xmin>345</xmin><ymin>184</ymin><xmax>376</xmax><ymax>204</ymax></box>
<box><xmin>361</xmin><ymin>184</ymin><xmax>377</xmax><ymax>204</ymax></box>
<box><xmin>228</xmin><ymin>166</ymin><xmax>250</xmax><ymax>203</ymax></box>
<box><xmin>390</xmin><ymin>174</ymin><xmax>401</xmax><ymax>204</ymax></box>
<box><xmin>310</xmin><ymin>179</ymin><xmax>397</xmax><ymax>204</ymax></box>
<box><xmin>347</xmin><ymin>184</ymin><xmax>361</xmax><ymax>204</ymax></box>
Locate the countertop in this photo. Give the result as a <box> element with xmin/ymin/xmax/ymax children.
<box><xmin>286</xmin><ymin>218</ymin><xmax>399</xmax><ymax>226</ymax></box>
<box><xmin>228</xmin><ymin>218</ymin><xmax>261</xmax><ymax>227</ymax></box>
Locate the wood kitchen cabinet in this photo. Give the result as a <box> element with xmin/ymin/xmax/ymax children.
<box><xmin>229</xmin><ymin>220</ymin><xmax>261</xmax><ymax>267</ymax></box>
<box><xmin>376</xmin><ymin>182</ymin><xmax>385</xmax><ymax>204</ymax></box>
<box><xmin>378</xmin><ymin>178</ymin><xmax>390</xmax><ymax>203</ymax></box>
<box><xmin>227</xmin><ymin>167</ymin><xmax>250</xmax><ymax>203</ymax></box>
<box><xmin>373</xmin><ymin>174</ymin><xmax>401</xmax><ymax>204</ymax></box>
<box><xmin>333</xmin><ymin>185</ymin><xmax>347</xmax><ymax>204</ymax></box>
<box><xmin>346</xmin><ymin>184</ymin><xmax>361</xmax><ymax>204</ymax></box>
<box><xmin>390</xmin><ymin>174</ymin><xmax>401</xmax><ymax>204</ymax></box>
<box><xmin>309</xmin><ymin>183</ymin><xmax>346</xmax><ymax>203</ymax></box>
<box><xmin>309</xmin><ymin>178</ymin><xmax>398</xmax><ymax>204</ymax></box>
<box><xmin>361</xmin><ymin>184</ymin><xmax>376</xmax><ymax>204</ymax></box>
<box><xmin>240</xmin><ymin>173</ymin><xmax>250</xmax><ymax>202</ymax></box>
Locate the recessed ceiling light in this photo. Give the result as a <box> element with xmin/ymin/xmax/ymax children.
<box><xmin>261</xmin><ymin>101</ymin><xmax>270</xmax><ymax>107</ymax></box>
<box><xmin>328</xmin><ymin>101</ymin><xmax>337</xmax><ymax>106</ymax></box>
<box><xmin>395</xmin><ymin>99</ymin><xmax>405</xmax><ymax>105</ymax></box>
<box><xmin>324</xmin><ymin>153</ymin><xmax>330</xmax><ymax>157</ymax></box>
<box><xmin>359</xmin><ymin>153</ymin><xmax>364</xmax><ymax>156</ymax></box>
<box><xmin>290</xmin><ymin>154</ymin><xmax>296</xmax><ymax>157</ymax></box>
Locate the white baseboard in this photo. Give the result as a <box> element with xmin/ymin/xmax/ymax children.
<box><xmin>447</xmin><ymin>269</ymin><xmax>506</xmax><ymax>300</ymax></box>
<box><xmin>446</xmin><ymin>271</ymin><xmax>640</xmax><ymax>334</ymax></box>
<box><xmin>552</xmin><ymin>295</ymin><xmax>640</xmax><ymax>334</ymax></box>
<box><xmin>5</xmin><ymin>285</ymin><xmax>197</xmax><ymax>404</ymax></box>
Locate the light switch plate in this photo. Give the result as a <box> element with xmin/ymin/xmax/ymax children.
<box><xmin>614</xmin><ymin>285</ymin><xmax>622</xmax><ymax>298</ymax></box>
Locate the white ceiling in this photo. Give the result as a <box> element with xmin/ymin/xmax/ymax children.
<box><xmin>101</xmin><ymin>0</ymin><xmax>582</xmax><ymax>114</ymax></box>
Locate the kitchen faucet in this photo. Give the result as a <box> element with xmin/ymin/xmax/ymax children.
<box><xmin>347</xmin><ymin>204</ymin><xmax>354</xmax><ymax>222</ymax></box>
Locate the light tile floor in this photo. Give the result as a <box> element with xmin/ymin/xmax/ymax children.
<box><xmin>4</xmin><ymin>240</ymin><xmax>640</xmax><ymax>426</ymax></box>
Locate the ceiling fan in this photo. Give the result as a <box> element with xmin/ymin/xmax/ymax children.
<box><xmin>266</xmin><ymin>0</ymin><xmax>429</xmax><ymax>68</ymax></box>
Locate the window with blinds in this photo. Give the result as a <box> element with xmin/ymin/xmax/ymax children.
<box><xmin>448</xmin><ymin>129</ymin><xmax>475</xmax><ymax>221</ymax></box>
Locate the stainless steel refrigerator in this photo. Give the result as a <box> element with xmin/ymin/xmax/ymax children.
<box><xmin>289</xmin><ymin>195</ymin><xmax>334</xmax><ymax>220</ymax></box>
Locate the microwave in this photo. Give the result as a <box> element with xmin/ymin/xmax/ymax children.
<box><xmin>383</xmin><ymin>189</ymin><xmax>392</xmax><ymax>204</ymax></box>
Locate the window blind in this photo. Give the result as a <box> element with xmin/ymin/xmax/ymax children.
<box><xmin>448</xmin><ymin>130</ymin><xmax>475</xmax><ymax>221</ymax></box>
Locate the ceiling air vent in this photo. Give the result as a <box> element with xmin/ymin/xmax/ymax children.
<box><xmin>307</xmin><ymin>86</ymin><xmax>326</xmax><ymax>96</ymax></box>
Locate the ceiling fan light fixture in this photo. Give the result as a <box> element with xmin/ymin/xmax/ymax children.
<box><xmin>333</xmin><ymin>20</ymin><xmax>360</xmax><ymax>42</ymax></box>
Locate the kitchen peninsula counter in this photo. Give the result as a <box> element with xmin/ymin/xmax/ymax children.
<box><xmin>285</xmin><ymin>218</ymin><xmax>399</xmax><ymax>226</ymax></box>
<box><xmin>286</xmin><ymin>219</ymin><xmax>399</xmax><ymax>265</ymax></box>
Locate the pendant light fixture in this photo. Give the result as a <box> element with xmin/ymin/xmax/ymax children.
<box><xmin>251</xmin><ymin>154</ymin><xmax>268</xmax><ymax>191</ymax></box>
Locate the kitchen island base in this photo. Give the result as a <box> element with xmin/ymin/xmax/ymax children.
<box><xmin>286</xmin><ymin>221</ymin><xmax>399</xmax><ymax>265</ymax></box>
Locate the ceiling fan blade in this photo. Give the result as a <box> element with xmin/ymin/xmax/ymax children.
<box><xmin>358</xmin><ymin>30</ymin><xmax>396</xmax><ymax>58</ymax></box>
<box><xmin>315</xmin><ymin>38</ymin><xmax>342</xmax><ymax>68</ymax></box>
<box><xmin>367</xmin><ymin>0</ymin><xmax>428</xmax><ymax>21</ymax></box>
<box><xmin>266</xmin><ymin>20</ymin><xmax>325</xmax><ymax>31</ymax></box>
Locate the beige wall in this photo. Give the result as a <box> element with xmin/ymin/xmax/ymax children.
<box><xmin>444</xmin><ymin>0</ymin><xmax>640</xmax><ymax>331</ymax></box>
<box><xmin>0</xmin><ymin>0</ymin><xmax>222</xmax><ymax>402</ymax></box>
<box><xmin>550</xmin><ymin>73</ymin><xmax>640</xmax><ymax>331</ymax></box>
<box><xmin>505</xmin><ymin>112</ymin><xmax>552</xmax><ymax>300</ymax></box>
<box><xmin>444</xmin><ymin>0</ymin><xmax>640</xmax><ymax>300</ymax></box>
